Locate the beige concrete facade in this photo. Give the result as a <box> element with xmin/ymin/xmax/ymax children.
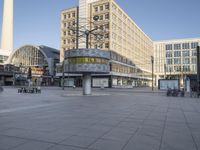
<box><xmin>1</xmin><ymin>0</ymin><xmax>13</xmax><ymax>51</ymax></box>
<box><xmin>0</xmin><ymin>0</ymin><xmax>13</xmax><ymax>64</ymax></box>
<box><xmin>154</xmin><ymin>38</ymin><xmax>200</xmax><ymax>76</ymax></box>
<box><xmin>60</xmin><ymin>0</ymin><xmax>153</xmax><ymax>74</ymax></box>
<box><xmin>60</xmin><ymin>7</ymin><xmax>78</xmax><ymax>62</ymax></box>
<box><xmin>154</xmin><ymin>38</ymin><xmax>200</xmax><ymax>87</ymax></box>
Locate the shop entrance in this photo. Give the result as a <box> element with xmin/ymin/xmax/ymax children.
<box><xmin>75</xmin><ymin>78</ymin><xmax>82</xmax><ymax>87</ymax></box>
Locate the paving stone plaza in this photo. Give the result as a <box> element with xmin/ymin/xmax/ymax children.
<box><xmin>0</xmin><ymin>87</ymin><xmax>200</xmax><ymax>150</ymax></box>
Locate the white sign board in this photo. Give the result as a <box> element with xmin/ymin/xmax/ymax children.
<box><xmin>93</xmin><ymin>78</ymin><xmax>109</xmax><ymax>87</ymax></box>
<box><xmin>159</xmin><ymin>80</ymin><xmax>179</xmax><ymax>90</ymax></box>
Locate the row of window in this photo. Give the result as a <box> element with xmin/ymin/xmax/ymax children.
<box><xmin>63</xmin><ymin>39</ymin><xmax>75</xmax><ymax>45</ymax></box>
<box><xmin>66</xmin><ymin>57</ymin><xmax>108</xmax><ymax>64</ymax></box>
<box><xmin>63</xmin><ymin>21</ymin><xmax>76</xmax><ymax>28</ymax></box>
<box><xmin>166</xmin><ymin>66</ymin><xmax>192</xmax><ymax>72</ymax></box>
<box><xmin>94</xmin><ymin>43</ymin><xmax>109</xmax><ymax>49</ymax></box>
<box><xmin>0</xmin><ymin>55</ymin><xmax>8</xmax><ymax>63</ymax></box>
<box><xmin>94</xmin><ymin>3</ymin><xmax>109</xmax><ymax>12</ymax></box>
<box><xmin>94</xmin><ymin>23</ymin><xmax>109</xmax><ymax>30</ymax></box>
<box><xmin>0</xmin><ymin>55</ymin><xmax>8</xmax><ymax>60</ymax></box>
<box><xmin>97</xmin><ymin>13</ymin><xmax>109</xmax><ymax>20</ymax></box>
<box><xmin>166</xmin><ymin>50</ymin><xmax>197</xmax><ymax>58</ymax></box>
<box><xmin>111</xmin><ymin>63</ymin><xmax>135</xmax><ymax>74</ymax></box>
<box><xmin>63</xmin><ymin>30</ymin><xmax>76</xmax><ymax>36</ymax></box>
<box><xmin>63</xmin><ymin>12</ymin><xmax>76</xmax><ymax>19</ymax></box>
<box><xmin>166</xmin><ymin>58</ymin><xmax>197</xmax><ymax>65</ymax></box>
<box><xmin>63</xmin><ymin>39</ymin><xmax>109</xmax><ymax>48</ymax></box>
<box><xmin>166</xmin><ymin>42</ymin><xmax>198</xmax><ymax>50</ymax></box>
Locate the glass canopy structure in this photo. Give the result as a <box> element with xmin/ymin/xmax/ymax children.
<box><xmin>8</xmin><ymin>45</ymin><xmax>59</xmax><ymax>76</ymax></box>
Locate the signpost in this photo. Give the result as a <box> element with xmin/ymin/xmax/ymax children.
<box><xmin>197</xmin><ymin>46</ymin><xmax>200</xmax><ymax>97</ymax></box>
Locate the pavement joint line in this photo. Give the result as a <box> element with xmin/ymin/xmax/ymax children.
<box><xmin>181</xmin><ymin>103</ymin><xmax>199</xmax><ymax>150</ymax></box>
<box><xmin>62</xmin><ymin>93</ymin><xmax>111</xmax><ymax>97</ymax></box>
<box><xmin>121</xmin><ymin>103</ymin><xmax>158</xmax><ymax>150</ymax></box>
<box><xmin>84</xmin><ymin>113</ymin><xmax>131</xmax><ymax>149</ymax></box>
<box><xmin>0</xmin><ymin>133</ymin><xmax>60</xmax><ymax>146</ymax></box>
<box><xmin>158</xmin><ymin>98</ymin><xmax>170</xmax><ymax>150</ymax></box>
<box><xmin>0</xmin><ymin>103</ymin><xmax>61</xmax><ymax>114</ymax></box>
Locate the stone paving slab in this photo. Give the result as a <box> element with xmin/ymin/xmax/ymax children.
<box><xmin>0</xmin><ymin>87</ymin><xmax>200</xmax><ymax>150</ymax></box>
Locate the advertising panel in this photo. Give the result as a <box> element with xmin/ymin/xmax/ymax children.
<box><xmin>93</xmin><ymin>78</ymin><xmax>109</xmax><ymax>87</ymax></box>
<box><xmin>159</xmin><ymin>79</ymin><xmax>179</xmax><ymax>90</ymax></box>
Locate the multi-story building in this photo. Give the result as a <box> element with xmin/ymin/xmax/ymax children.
<box><xmin>154</xmin><ymin>38</ymin><xmax>200</xmax><ymax>87</ymax></box>
<box><xmin>0</xmin><ymin>50</ymin><xmax>11</xmax><ymax>64</ymax></box>
<box><xmin>60</xmin><ymin>7</ymin><xmax>79</xmax><ymax>62</ymax></box>
<box><xmin>60</xmin><ymin>0</ymin><xmax>154</xmax><ymax>87</ymax></box>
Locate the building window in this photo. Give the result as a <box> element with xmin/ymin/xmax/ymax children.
<box><xmin>95</xmin><ymin>7</ymin><xmax>98</xmax><ymax>12</ymax></box>
<box><xmin>166</xmin><ymin>44</ymin><xmax>172</xmax><ymax>50</ymax></box>
<box><xmin>105</xmin><ymin>33</ymin><xmax>109</xmax><ymax>38</ymax></box>
<box><xmin>182</xmin><ymin>43</ymin><xmax>190</xmax><ymax>49</ymax></box>
<box><xmin>192</xmin><ymin>58</ymin><xmax>197</xmax><ymax>64</ymax></box>
<box><xmin>100</xmin><ymin>6</ymin><xmax>103</xmax><ymax>11</ymax></box>
<box><xmin>174</xmin><ymin>58</ymin><xmax>181</xmax><ymax>64</ymax></box>
<box><xmin>64</xmin><ymin>23</ymin><xmax>66</xmax><ymax>27</ymax></box>
<box><xmin>68</xmin><ymin>14</ymin><xmax>71</xmax><ymax>18</ymax></box>
<box><xmin>166</xmin><ymin>52</ymin><xmax>172</xmax><ymax>58</ymax></box>
<box><xmin>191</xmin><ymin>65</ymin><xmax>197</xmax><ymax>72</ymax></box>
<box><xmin>105</xmin><ymin>14</ymin><xmax>109</xmax><ymax>19</ymax></box>
<box><xmin>174</xmin><ymin>44</ymin><xmax>181</xmax><ymax>50</ymax></box>
<box><xmin>182</xmin><ymin>58</ymin><xmax>190</xmax><ymax>64</ymax></box>
<box><xmin>192</xmin><ymin>50</ymin><xmax>197</xmax><ymax>56</ymax></box>
<box><xmin>174</xmin><ymin>51</ymin><xmax>181</xmax><ymax>57</ymax></box>
<box><xmin>105</xmin><ymin>4</ymin><xmax>109</xmax><ymax>10</ymax></box>
<box><xmin>63</xmin><ymin>40</ymin><xmax>66</xmax><ymax>44</ymax></box>
<box><xmin>105</xmin><ymin>24</ymin><xmax>109</xmax><ymax>29</ymax></box>
<box><xmin>72</xmin><ymin>21</ymin><xmax>75</xmax><ymax>26</ymax></box>
<box><xmin>68</xmin><ymin>22</ymin><xmax>71</xmax><ymax>27</ymax></box>
<box><xmin>63</xmin><ymin>31</ymin><xmax>66</xmax><ymax>36</ymax></box>
<box><xmin>182</xmin><ymin>66</ymin><xmax>190</xmax><ymax>72</ymax></box>
<box><xmin>182</xmin><ymin>50</ymin><xmax>190</xmax><ymax>57</ymax></box>
<box><xmin>99</xmin><ymin>15</ymin><xmax>103</xmax><ymax>20</ymax></box>
<box><xmin>166</xmin><ymin>66</ymin><xmax>173</xmax><ymax>72</ymax></box>
<box><xmin>64</xmin><ymin>15</ymin><xmax>66</xmax><ymax>19</ymax></box>
<box><xmin>99</xmin><ymin>25</ymin><xmax>104</xmax><ymax>30</ymax></box>
<box><xmin>174</xmin><ymin>66</ymin><xmax>181</xmax><ymax>72</ymax></box>
<box><xmin>166</xmin><ymin>59</ymin><xmax>173</xmax><ymax>65</ymax></box>
<box><xmin>72</xmin><ymin>12</ymin><xmax>75</xmax><ymax>17</ymax></box>
<box><xmin>105</xmin><ymin>43</ymin><xmax>109</xmax><ymax>49</ymax></box>
<box><xmin>191</xmin><ymin>42</ymin><xmax>198</xmax><ymax>49</ymax></box>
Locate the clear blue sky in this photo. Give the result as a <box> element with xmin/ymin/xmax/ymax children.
<box><xmin>0</xmin><ymin>0</ymin><xmax>200</xmax><ymax>50</ymax></box>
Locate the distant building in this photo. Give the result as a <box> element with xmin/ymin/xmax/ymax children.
<box><xmin>0</xmin><ymin>49</ymin><xmax>11</xmax><ymax>64</ymax></box>
<box><xmin>60</xmin><ymin>0</ymin><xmax>153</xmax><ymax>87</ymax></box>
<box><xmin>154</xmin><ymin>38</ymin><xmax>200</xmax><ymax>87</ymax></box>
<box><xmin>3</xmin><ymin>45</ymin><xmax>60</xmax><ymax>86</ymax></box>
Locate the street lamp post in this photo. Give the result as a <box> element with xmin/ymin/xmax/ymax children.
<box><xmin>66</xmin><ymin>15</ymin><xmax>102</xmax><ymax>95</ymax></box>
<box><xmin>164</xmin><ymin>64</ymin><xmax>167</xmax><ymax>79</ymax></box>
<box><xmin>81</xmin><ymin>16</ymin><xmax>100</xmax><ymax>95</ymax></box>
<box><xmin>151</xmin><ymin>56</ymin><xmax>154</xmax><ymax>91</ymax></box>
<box><xmin>62</xmin><ymin>61</ymin><xmax>65</xmax><ymax>90</ymax></box>
<box><xmin>197</xmin><ymin>46</ymin><xmax>200</xmax><ymax>97</ymax></box>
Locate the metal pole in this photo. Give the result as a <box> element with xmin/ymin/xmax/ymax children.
<box><xmin>86</xmin><ymin>32</ymin><xmax>89</xmax><ymax>49</ymax></box>
<box><xmin>197</xmin><ymin>46</ymin><xmax>200</xmax><ymax>97</ymax></box>
<box><xmin>76</xmin><ymin>6</ymin><xmax>79</xmax><ymax>49</ymax></box>
<box><xmin>151</xmin><ymin>56</ymin><xmax>154</xmax><ymax>91</ymax></box>
<box><xmin>164</xmin><ymin>64</ymin><xmax>166</xmax><ymax>79</ymax></box>
<box><xmin>62</xmin><ymin>61</ymin><xmax>65</xmax><ymax>90</ymax></box>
